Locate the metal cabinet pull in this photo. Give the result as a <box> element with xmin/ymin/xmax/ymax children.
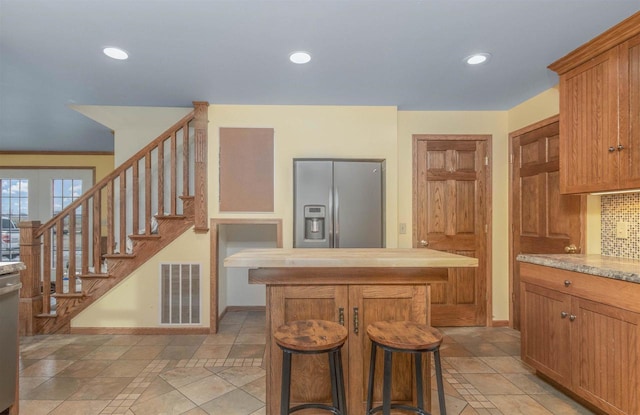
<box><xmin>618</xmin><ymin>144</ymin><xmax>625</xmax><ymax>151</ymax></box>
<box><xmin>609</xmin><ymin>146</ymin><xmax>616</xmax><ymax>152</ymax></box>
<box><xmin>353</xmin><ymin>307</ymin><xmax>359</xmax><ymax>334</ymax></box>
<box><xmin>564</xmin><ymin>244</ymin><xmax>578</xmax><ymax>254</ymax></box>
<box><xmin>419</xmin><ymin>240</ymin><xmax>429</xmax><ymax>247</ymax></box>
<box><xmin>564</xmin><ymin>280</ymin><xmax>572</xmax><ymax>287</ymax></box>
<box><xmin>561</xmin><ymin>311</ymin><xmax>568</xmax><ymax>318</ymax></box>
<box><xmin>339</xmin><ymin>308</ymin><xmax>344</xmax><ymax>326</ymax></box>
<box><xmin>569</xmin><ymin>315</ymin><xmax>576</xmax><ymax>322</ymax></box>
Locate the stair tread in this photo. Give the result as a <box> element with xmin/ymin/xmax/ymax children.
<box><xmin>53</xmin><ymin>292</ymin><xmax>86</xmax><ymax>298</ymax></box>
<box><xmin>103</xmin><ymin>253</ymin><xmax>137</xmax><ymax>259</ymax></box>
<box><xmin>36</xmin><ymin>313</ymin><xmax>57</xmax><ymax>318</ymax></box>
<box><xmin>77</xmin><ymin>273</ymin><xmax>111</xmax><ymax>278</ymax></box>
<box><xmin>155</xmin><ymin>214</ymin><xmax>187</xmax><ymax>220</ymax></box>
<box><xmin>128</xmin><ymin>234</ymin><xmax>161</xmax><ymax>240</ymax></box>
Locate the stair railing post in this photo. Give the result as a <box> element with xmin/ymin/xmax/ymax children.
<box><xmin>193</xmin><ymin>101</ymin><xmax>209</xmax><ymax>232</ymax></box>
<box><xmin>18</xmin><ymin>221</ymin><xmax>43</xmax><ymax>336</ymax></box>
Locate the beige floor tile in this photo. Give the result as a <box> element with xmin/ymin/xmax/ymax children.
<box><xmin>192</xmin><ymin>344</ymin><xmax>232</xmax><ymax>359</ymax></box>
<box><xmin>20</xmin><ymin>345</ymin><xmax>64</xmax><ymax>360</ymax></box>
<box><xmin>444</xmin><ymin>357</ymin><xmax>496</xmax><ymax>374</ymax></box>
<box><xmin>135</xmin><ymin>376</ymin><xmax>175</xmax><ymax>403</ymax></box>
<box><xmin>118</xmin><ymin>345</ymin><xmax>164</xmax><ymax>360</ymax></box>
<box><xmin>200</xmin><ymin>388</ymin><xmax>264</xmax><ymax>415</ymax></box>
<box><xmin>68</xmin><ymin>376</ymin><xmax>132</xmax><ymax>400</ymax></box>
<box><xmin>440</xmin><ymin>343</ymin><xmax>475</xmax><ymax>357</ymax></box>
<box><xmin>45</xmin><ymin>344</ymin><xmax>99</xmax><ymax>360</ymax></box>
<box><xmin>50</xmin><ymin>400</ymin><xmax>110</xmax><ymax>415</ymax></box>
<box><xmin>160</xmin><ymin>367</ymin><xmax>213</xmax><ymax>388</ymax></box>
<box><xmin>462</xmin><ymin>373</ymin><xmax>524</xmax><ymax>395</ymax></box>
<box><xmin>248</xmin><ymin>407</ymin><xmax>266</xmax><ymax>415</ymax></box>
<box><xmin>98</xmin><ymin>359</ymin><xmax>152</xmax><ymax>377</ymax></box>
<box><xmin>218</xmin><ymin>324</ymin><xmax>242</xmax><ymax>335</ymax></box>
<box><xmin>502</xmin><ymin>373</ymin><xmax>558</xmax><ymax>395</ymax></box>
<box><xmin>103</xmin><ymin>335</ymin><xmax>145</xmax><ymax>346</ymax></box>
<box><xmin>18</xmin><ymin>399</ymin><xmax>63</xmax><ymax>415</ymax></box>
<box><xmin>488</xmin><ymin>394</ymin><xmax>553</xmax><ymax>414</ymax></box>
<box><xmin>220</xmin><ymin>312</ymin><xmax>248</xmax><ymax>325</ymax></box>
<box><xmin>227</xmin><ymin>344</ymin><xmax>265</xmax><ymax>359</ymax></box>
<box><xmin>202</xmin><ymin>333</ymin><xmax>237</xmax><ymax>345</ymax></box>
<box><xmin>429</xmin><ymin>391</ymin><xmax>469</xmax><ymax>415</ymax></box>
<box><xmin>178</xmin><ymin>374</ymin><xmax>236</xmax><ymax>406</ymax></box>
<box><xmin>22</xmin><ymin>377</ymin><xmax>83</xmax><ymax>400</ymax></box>
<box><xmin>19</xmin><ymin>359</ymin><xmax>75</xmax><ymax>377</ymax></box>
<box><xmin>241</xmin><ymin>375</ymin><xmax>266</xmax><ymax>402</ymax></box>
<box><xmin>459</xmin><ymin>342</ymin><xmax>510</xmax><ymax>357</ymax></box>
<box><xmin>479</xmin><ymin>357</ymin><xmax>532</xmax><ymax>374</ymax></box>
<box><xmin>68</xmin><ymin>335</ymin><xmax>112</xmax><ymax>346</ymax></box>
<box><xmin>136</xmin><ymin>335</ymin><xmax>174</xmax><ymax>346</ymax></box>
<box><xmin>56</xmin><ymin>359</ymin><xmax>112</xmax><ymax>377</ymax></box>
<box><xmin>182</xmin><ymin>408</ymin><xmax>210</xmax><ymax>415</ymax></box>
<box><xmin>19</xmin><ymin>376</ymin><xmax>50</xmax><ymax>395</ymax></box>
<box><xmin>82</xmin><ymin>345</ymin><xmax>132</xmax><ymax>360</ymax></box>
<box><xmin>217</xmin><ymin>366</ymin><xmax>265</xmax><ymax>387</ymax></box>
<box><xmin>157</xmin><ymin>345</ymin><xmax>198</xmax><ymax>360</ymax></box>
<box><xmin>235</xmin><ymin>333</ymin><xmax>266</xmax><ymax>345</ymax></box>
<box><xmin>169</xmin><ymin>335</ymin><xmax>207</xmax><ymax>346</ymax></box>
<box><xmin>129</xmin><ymin>390</ymin><xmax>196</xmax><ymax>415</ymax></box>
<box><xmin>239</xmin><ymin>325</ymin><xmax>266</xmax><ymax>335</ymax></box>
<box><xmin>493</xmin><ymin>341</ymin><xmax>521</xmax><ymax>356</ymax></box>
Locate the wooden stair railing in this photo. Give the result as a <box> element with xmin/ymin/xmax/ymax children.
<box><xmin>18</xmin><ymin>101</ymin><xmax>209</xmax><ymax>335</ymax></box>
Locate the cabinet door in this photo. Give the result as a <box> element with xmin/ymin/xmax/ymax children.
<box><xmin>268</xmin><ymin>285</ymin><xmax>348</xmax><ymax>415</ymax></box>
<box><xmin>618</xmin><ymin>33</ymin><xmax>640</xmax><ymax>189</ymax></box>
<box><xmin>520</xmin><ymin>283</ymin><xmax>572</xmax><ymax>385</ymax></box>
<box><xmin>348</xmin><ymin>284</ymin><xmax>428</xmax><ymax>415</ymax></box>
<box><xmin>571</xmin><ymin>298</ymin><xmax>640</xmax><ymax>415</ymax></box>
<box><xmin>559</xmin><ymin>48</ymin><xmax>620</xmax><ymax>193</ymax></box>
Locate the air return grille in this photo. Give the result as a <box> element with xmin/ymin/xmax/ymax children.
<box><xmin>160</xmin><ymin>263</ymin><xmax>200</xmax><ymax>324</ymax></box>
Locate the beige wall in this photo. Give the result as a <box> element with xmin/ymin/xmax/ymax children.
<box><xmin>209</xmin><ymin>105</ymin><xmax>400</xmax><ymax>248</ymax></box>
<box><xmin>0</xmin><ymin>153</ymin><xmax>114</xmax><ymax>183</ymax></box>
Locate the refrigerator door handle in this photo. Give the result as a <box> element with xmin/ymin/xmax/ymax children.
<box><xmin>328</xmin><ymin>187</ymin><xmax>334</xmax><ymax>248</ymax></box>
<box><xmin>334</xmin><ymin>186</ymin><xmax>340</xmax><ymax>248</ymax></box>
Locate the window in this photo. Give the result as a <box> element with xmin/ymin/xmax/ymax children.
<box><xmin>0</xmin><ymin>179</ymin><xmax>28</xmax><ymax>259</ymax></box>
<box><xmin>51</xmin><ymin>179</ymin><xmax>84</xmax><ymax>271</ymax></box>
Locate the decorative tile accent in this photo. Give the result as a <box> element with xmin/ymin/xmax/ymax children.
<box><xmin>601</xmin><ymin>193</ymin><xmax>640</xmax><ymax>259</ymax></box>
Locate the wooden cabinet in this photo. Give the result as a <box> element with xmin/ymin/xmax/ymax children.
<box><xmin>520</xmin><ymin>262</ymin><xmax>640</xmax><ymax>415</ymax></box>
<box><xmin>267</xmin><ymin>283</ymin><xmax>429</xmax><ymax>415</ymax></box>
<box><xmin>549</xmin><ymin>13</ymin><xmax>640</xmax><ymax>193</ymax></box>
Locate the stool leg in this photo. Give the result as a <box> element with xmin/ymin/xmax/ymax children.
<box><xmin>328</xmin><ymin>350</ymin><xmax>339</xmax><ymax>412</ymax></box>
<box><xmin>281</xmin><ymin>350</ymin><xmax>292</xmax><ymax>415</ymax></box>
<box><xmin>382</xmin><ymin>350</ymin><xmax>392</xmax><ymax>415</ymax></box>
<box><xmin>415</xmin><ymin>352</ymin><xmax>424</xmax><ymax>411</ymax></box>
<box><xmin>434</xmin><ymin>349</ymin><xmax>446</xmax><ymax>415</ymax></box>
<box><xmin>336</xmin><ymin>349</ymin><xmax>347</xmax><ymax>415</ymax></box>
<box><xmin>366</xmin><ymin>342</ymin><xmax>377</xmax><ymax>413</ymax></box>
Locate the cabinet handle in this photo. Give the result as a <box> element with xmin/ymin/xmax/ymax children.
<box><xmin>569</xmin><ymin>315</ymin><xmax>576</xmax><ymax>322</ymax></box>
<box><xmin>609</xmin><ymin>146</ymin><xmax>616</xmax><ymax>152</ymax></box>
<box><xmin>618</xmin><ymin>144</ymin><xmax>625</xmax><ymax>151</ymax></box>
<box><xmin>564</xmin><ymin>244</ymin><xmax>578</xmax><ymax>254</ymax></box>
<box><xmin>419</xmin><ymin>240</ymin><xmax>429</xmax><ymax>247</ymax></box>
<box><xmin>561</xmin><ymin>311</ymin><xmax>568</xmax><ymax>318</ymax></box>
<box><xmin>564</xmin><ymin>280</ymin><xmax>572</xmax><ymax>287</ymax></box>
<box><xmin>339</xmin><ymin>308</ymin><xmax>344</xmax><ymax>326</ymax></box>
<box><xmin>353</xmin><ymin>307</ymin><xmax>359</xmax><ymax>334</ymax></box>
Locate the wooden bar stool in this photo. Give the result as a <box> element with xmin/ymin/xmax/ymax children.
<box><xmin>274</xmin><ymin>319</ymin><xmax>348</xmax><ymax>415</ymax></box>
<box><xmin>365</xmin><ymin>321</ymin><xmax>446</xmax><ymax>415</ymax></box>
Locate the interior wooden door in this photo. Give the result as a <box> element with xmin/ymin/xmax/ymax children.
<box><xmin>414</xmin><ymin>136</ymin><xmax>489</xmax><ymax>326</ymax></box>
<box><xmin>348</xmin><ymin>285</ymin><xmax>428</xmax><ymax>415</ymax></box>
<box><xmin>510</xmin><ymin>117</ymin><xmax>584</xmax><ymax>329</ymax></box>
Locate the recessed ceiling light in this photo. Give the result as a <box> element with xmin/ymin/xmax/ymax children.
<box><xmin>289</xmin><ymin>51</ymin><xmax>311</xmax><ymax>64</ymax></box>
<box><xmin>465</xmin><ymin>53</ymin><xmax>491</xmax><ymax>65</ymax></box>
<box><xmin>103</xmin><ymin>47</ymin><xmax>129</xmax><ymax>60</ymax></box>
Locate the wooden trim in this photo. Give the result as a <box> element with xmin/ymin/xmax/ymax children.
<box><xmin>193</xmin><ymin>101</ymin><xmax>209</xmax><ymax>232</ymax></box>
<box><xmin>412</xmin><ymin>134</ymin><xmax>493</xmax><ymax>326</ymax></box>
<box><xmin>224</xmin><ymin>305</ymin><xmax>266</xmax><ymax>313</ymax></box>
<box><xmin>491</xmin><ymin>320</ymin><xmax>509</xmax><ymax>327</ymax></box>
<box><xmin>548</xmin><ymin>11</ymin><xmax>640</xmax><ymax>74</ymax></box>
<box><xmin>69</xmin><ymin>326</ymin><xmax>211</xmax><ymax>335</ymax></box>
<box><xmin>509</xmin><ymin>115</ymin><xmax>560</xmax><ymax>138</ymax></box>
<box><xmin>210</xmin><ymin>218</ymin><xmax>283</xmax><ymax>334</ymax></box>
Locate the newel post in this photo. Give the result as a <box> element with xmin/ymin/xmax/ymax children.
<box><xmin>18</xmin><ymin>221</ymin><xmax>43</xmax><ymax>336</ymax></box>
<box><xmin>193</xmin><ymin>101</ymin><xmax>209</xmax><ymax>233</ymax></box>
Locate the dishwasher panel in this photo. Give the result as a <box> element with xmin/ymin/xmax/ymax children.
<box><xmin>0</xmin><ymin>272</ymin><xmax>21</xmax><ymax>412</ymax></box>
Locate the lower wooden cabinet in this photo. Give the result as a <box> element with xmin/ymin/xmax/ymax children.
<box><xmin>520</xmin><ymin>263</ymin><xmax>640</xmax><ymax>415</ymax></box>
<box><xmin>267</xmin><ymin>284</ymin><xmax>429</xmax><ymax>415</ymax></box>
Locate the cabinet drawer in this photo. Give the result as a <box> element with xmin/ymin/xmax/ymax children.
<box><xmin>520</xmin><ymin>262</ymin><xmax>640</xmax><ymax>313</ymax></box>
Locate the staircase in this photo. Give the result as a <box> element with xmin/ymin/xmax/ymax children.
<box><xmin>18</xmin><ymin>102</ymin><xmax>209</xmax><ymax>335</ymax></box>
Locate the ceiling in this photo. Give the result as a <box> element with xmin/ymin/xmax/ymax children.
<box><xmin>1</xmin><ymin>0</ymin><xmax>639</xmax><ymax>153</ymax></box>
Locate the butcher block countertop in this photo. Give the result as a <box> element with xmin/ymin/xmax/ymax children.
<box><xmin>224</xmin><ymin>248</ymin><xmax>478</xmax><ymax>268</ymax></box>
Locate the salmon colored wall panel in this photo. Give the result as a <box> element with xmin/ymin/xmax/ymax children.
<box><xmin>219</xmin><ymin>127</ymin><xmax>274</xmax><ymax>212</ymax></box>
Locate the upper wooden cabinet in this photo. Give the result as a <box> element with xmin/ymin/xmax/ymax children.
<box><xmin>549</xmin><ymin>12</ymin><xmax>640</xmax><ymax>193</ymax></box>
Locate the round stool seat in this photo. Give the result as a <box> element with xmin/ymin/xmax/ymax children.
<box><xmin>366</xmin><ymin>321</ymin><xmax>442</xmax><ymax>351</ymax></box>
<box><xmin>275</xmin><ymin>319</ymin><xmax>348</xmax><ymax>352</ymax></box>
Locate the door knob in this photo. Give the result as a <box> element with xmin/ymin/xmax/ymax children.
<box><xmin>564</xmin><ymin>244</ymin><xmax>578</xmax><ymax>254</ymax></box>
<box><xmin>419</xmin><ymin>240</ymin><xmax>429</xmax><ymax>247</ymax></box>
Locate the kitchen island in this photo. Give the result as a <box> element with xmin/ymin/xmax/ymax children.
<box><xmin>224</xmin><ymin>248</ymin><xmax>478</xmax><ymax>415</ymax></box>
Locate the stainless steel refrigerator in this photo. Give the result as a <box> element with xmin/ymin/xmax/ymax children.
<box><xmin>294</xmin><ymin>159</ymin><xmax>384</xmax><ymax>248</ymax></box>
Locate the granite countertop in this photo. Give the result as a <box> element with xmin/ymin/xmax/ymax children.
<box><xmin>0</xmin><ymin>261</ymin><xmax>26</xmax><ymax>274</ymax></box>
<box><xmin>224</xmin><ymin>248</ymin><xmax>478</xmax><ymax>268</ymax></box>
<box><xmin>517</xmin><ymin>254</ymin><xmax>640</xmax><ymax>284</ymax></box>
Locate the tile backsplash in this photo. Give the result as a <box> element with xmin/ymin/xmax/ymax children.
<box><xmin>601</xmin><ymin>193</ymin><xmax>640</xmax><ymax>259</ymax></box>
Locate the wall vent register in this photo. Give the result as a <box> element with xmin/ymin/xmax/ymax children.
<box><xmin>160</xmin><ymin>263</ymin><xmax>201</xmax><ymax>324</ymax></box>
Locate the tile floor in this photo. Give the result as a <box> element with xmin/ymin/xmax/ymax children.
<box><xmin>16</xmin><ymin>311</ymin><xmax>596</xmax><ymax>415</ymax></box>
